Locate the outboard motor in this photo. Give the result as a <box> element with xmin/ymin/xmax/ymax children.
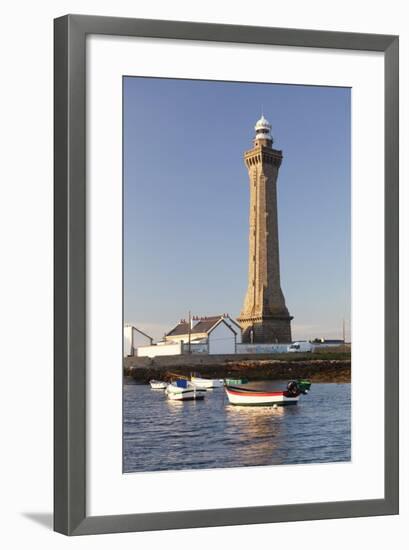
<box><xmin>287</xmin><ymin>380</ymin><xmax>299</xmax><ymax>396</ymax></box>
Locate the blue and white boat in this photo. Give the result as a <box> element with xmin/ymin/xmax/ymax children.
<box><xmin>166</xmin><ymin>380</ymin><xmax>206</xmax><ymax>401</ymax></box>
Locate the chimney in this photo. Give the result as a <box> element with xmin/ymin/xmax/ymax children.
<box><xmin>190</xmin><ymin>315</ymin><xmax>200</xmax><ymax>329</ymax></box>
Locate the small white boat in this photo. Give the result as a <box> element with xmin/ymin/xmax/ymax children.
<box><xmin>166</xmin><ymin>380</ymin><xmax>207</xmax><ymax>401</ymax></box>
<box><xmin>225</xmin><ymin>381</ymin><xmax>302</xmax><ymax>406</ymax></box>
<box><xmin>190</xmin><ymin>375</ymin><xmax>224</xmax><ymax>389</ymax></box>
<box><xmin>149</xmin><ymin>380</ymin><xmax>167</xmax><ymax>390</ymax></box>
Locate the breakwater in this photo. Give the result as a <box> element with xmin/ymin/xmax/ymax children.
<box><xmin>124</xmin><ymin>353</ymin><xmax>351</xmax><ymax>384</ymax></box>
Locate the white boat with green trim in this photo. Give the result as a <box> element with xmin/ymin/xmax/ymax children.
<box><xmin>224</xmin><ymin>377</ymin><xmax>248</xmax><ymax>386</ymax></box>
<box><xmin>190</xmin><ymin>375</ymin><xmax>224</xmax><ymax>389</ymax></box>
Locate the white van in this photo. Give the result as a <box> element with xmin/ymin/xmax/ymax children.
<box><xmin>287</xmin><ymin>341</ymin><xmax>313</xmax><ymax>353</ymax></box>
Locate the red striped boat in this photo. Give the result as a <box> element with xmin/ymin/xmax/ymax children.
<box><xmin>225</xmin><ymin>381</ymin><xmax>302</xmax><ymax>406</ymax></box>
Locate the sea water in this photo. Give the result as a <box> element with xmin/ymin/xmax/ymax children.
<box><xmin>123</xmin><ymin>379</ymin><xmax>351</xmax><ymax>473</ymax></box>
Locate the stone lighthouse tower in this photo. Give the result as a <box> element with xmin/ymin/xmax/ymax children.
<box><xmin>238</xmin><ymin>115</ymin><xmax>293</xmax><ymax>343</ymax></box>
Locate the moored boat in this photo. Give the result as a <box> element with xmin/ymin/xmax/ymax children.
<box><xmin>190</xmin><ymin>375</ymin><xmax>224</xmax><ymax>389</ymax></box>
<box><xmin>225</xmin><ymin>381</ymin><xmax>304</xmax><ymax>406</ymax></box>
<box><xmin>166</xmin><ymin>380</ymin><xmax>207</xmax><ymax>401</ymax></box>
<box><xmin>149</xmin><ymin>380</ymin><xmax>167</xmax><ymax>390</ymax></box>
<box><xmin>224</xmin><ymin>378</ymin><xmax>248</xmax><ymax>386</ymax></box>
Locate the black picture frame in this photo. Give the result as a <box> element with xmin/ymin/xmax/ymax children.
<box><xmin>54</xmin><ymin>14</ymin><xmax>399</xmax><ymax>535</ymax></box>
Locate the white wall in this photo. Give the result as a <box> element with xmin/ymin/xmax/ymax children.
<box><xmin>123</xmin><ymin>325</ymin><xmax>135</xmax><ymax>356</ymax></box>
<box><xmin>222</xmin><ymin>317</ymin><xmax>243</xmax><ymax>343</ymax></box>
<box><xmin>188</xmin><ymin>343</ymin><xmax>208</xmax><ymax>354</ymax></box>
<box><xmin>124</xmin><ymin>326</ymin><xmax>132</xmax><ymax>356</ymax></box>
<box><xmin>237</xmin><ymin>343</ymin><xmax>289</xmax><ymax>354</ymax></box>
<box><xmin>312</xmin><ymin>343</ymin><xmax>344</xmax><ymax>350</ymax></box>
<box><xmin>1</xmin><ymin>2</ymin><xmax>407</xmax><ymax>550</ymax></box>
<box><xmin>208</xmin><ymin>322</ymin><xmax>236</xmax><ymax>354</ymax></box>
<box><xmin>137</xmin><ymin>342</ymin><xmax>182</xmax><ymax>357</ymax></box>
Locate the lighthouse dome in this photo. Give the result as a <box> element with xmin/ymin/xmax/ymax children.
<box><xmin>254</xmin><ymin>115</ymin><xmax>273</xmax><ymax>142</ymax></box>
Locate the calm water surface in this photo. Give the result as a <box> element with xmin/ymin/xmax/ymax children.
<box><xmin>123</xmin><ymin>380</ymin><xmax>350</xmax><ymax>473</ymax></box>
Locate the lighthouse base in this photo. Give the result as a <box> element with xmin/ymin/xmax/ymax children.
<box><xmin>238</xmin><ymin>315</ymin><xmax>293</xmax><ymax>344</ymax></box>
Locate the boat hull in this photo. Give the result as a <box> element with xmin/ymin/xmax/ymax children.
<box><xmin>166</xmin><ymin>381</ymin><xmax>207</xmax><ymax>401</ymax></box>
<box><xmin>225</xmin><ymin>386</ymin><xmax>300</xmax><ymax>406</ymax></box>
<box><xmin>166</xmin><ymin>390</ymin><xmax>206</xmax><ymax>401</ymax></box>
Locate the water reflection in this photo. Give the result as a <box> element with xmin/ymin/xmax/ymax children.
<box><xmin>123</xmin><ymin>381</ymin><xmax>351</xmax><ymax>473</ymax></box>
<box><xmin>224</xmin><ymin>404</ymin><xmax>285</xmax><ymax>464</ymax></box>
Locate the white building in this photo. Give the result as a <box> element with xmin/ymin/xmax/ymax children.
<box><xmin>136</xmin><ymin>314</ymin><xmax>242</xmax><ymax>357</ymax></box>
<box><xmin>123</xmin><ymin>325</ymin><xmax>153</xmax><ymax>357</ymax></box>
<box><xmin>166</xmin><ymin>314</ymin><xmax>241</xmax><ymax>354</ymax></box>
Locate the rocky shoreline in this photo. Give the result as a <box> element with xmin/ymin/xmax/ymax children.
<box><xmin>125</xmin><ymin>358</ymin><xmax>351</xmax><ymax>384</ymax></box>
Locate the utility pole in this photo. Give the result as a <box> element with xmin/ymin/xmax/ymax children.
<box><xmin>342</xmin><ymin>318</ymin><xmax>346</xmax><ymax>353</ymax></box>
<box><xmin>188</xmin><ymin>310</ymin><xmax>192</xmax><ymax>354</ymax></box>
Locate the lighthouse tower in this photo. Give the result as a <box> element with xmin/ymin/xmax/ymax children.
<box><xmin>238</xmin><ymin>115</ymin><xmax>293</xmax><ymax>343</ymax></box>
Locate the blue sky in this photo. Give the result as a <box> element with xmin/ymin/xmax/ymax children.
<box><xmin>124</xmin><ymin>77</ymin><xmax>351</xmax><ymax>341</ymax></box>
